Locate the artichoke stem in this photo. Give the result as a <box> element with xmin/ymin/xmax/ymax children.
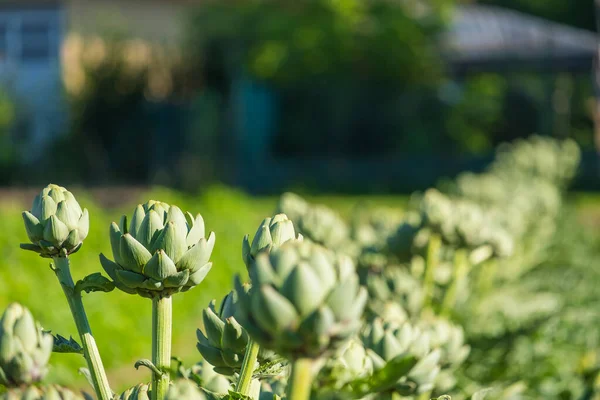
<box><xmin>53</xmin><ymin>256</ymin><xmax>112</xmax><ymax>400</ymax></box>
<box><xmin>235</xmin><ymin>339</ymin><xmax>261</xmax><ymax>396</ymax></box>
<box><xmin>441</xmin><ymin>248</ymin><xmax>470</xmax><ymax>317</ymax></box>
<box><xmin>152</xmin><ymin>295</ymin><xmax>172</xmax><ymax>400</ymax></box>
<box><xmin>477</xmin><ymin>259</ymin><xmax>497</xmax><ymax>293</ymax></box>
<box><xmin>423</xmin><ymin>233</ymin><xmax>442</xmax><ymax>309</ymax></box>
<box><xmin>417</xmin><ymin>390</ymin><xmax>432</xmax><ymax>400</ymax></box>
<box><xmin>286</xmin><ymin>358</ymin><xmax>314</xmax><ymax>400</ymax></box>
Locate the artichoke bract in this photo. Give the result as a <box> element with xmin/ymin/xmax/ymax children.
<box><xmin>236</xmin><ymin>240</ymin><xmax>367</xmax><ymax>359</ymax></box>
<box><xmin>0</xmin><ymin>303</ymin><xmax>53</xmax><ymax>387</ymax></box>
<box><xmin>21</xmin><ymin>184</ymin><xmax>89</xmax><ymax>257</ymax></box>
<box><xmin>117</xmin><ymin>383</ymin><xmax>150</xmax><ymax>400</ymax></box>
<box><xmin>242</xmin><ymin>213</ymin><xmax>302</xmax><ymax>269</ymax></box>
<box><xmin>316</xmin><ymin>338</ymin><xmax>373</xmax><ymax>392</ymax></box>
<box><xmin>99</xmin><ymin>200</ymin><xmax>215</xmax><ymax>298</ymax></box>
<box><xmin>164</xmin><ymin>379</ymin><xmax>206</xmax><ymax>400</ymax></box>
<box><xmin>1</xmin><ymin>385</ymin><xmax>85</xmax><ymax>400</ymax></box>
<box><xmin>197</xmin><ymin>289</ymin><xmax>279</xmax><ymax>376</ymax></box>
<box><xmin>362</xmin><ymin>319</ymin><xmax>441</xmax><ymax>396</ymax></box>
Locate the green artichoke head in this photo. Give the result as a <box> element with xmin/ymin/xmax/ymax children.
<box><xmin>277</xmin><ymin>193</ymin><xmax>351</xmax><ymax>251</ymax></box>
<box><xmin>21</xmin><ymin>184</ymin><xmax>89</xmax><ymax>257</ymax></box>
<box><xmin>100</xmin><ymin>200</ymin><xmax>215</xmax><ymax>298</ymax></box>
<box><xmin>236</xmin><ymin>240</ymin><xmax>367</xmax><ymax>360</ymax></box>
<box><xmin>189</xmin><ymin>360</ymin><xmax>232</xmax><ymax>394</ymax></box>
<box><xmin>243</xmin><ymin>213</ymin><xmax>302</xmax><ymax>268</ymax></box>
<box><xmin>117</xmin><ymin>383</ymin><xmax>150</xmax><ymax>400</ymax></box>
<box><xmin>0</xmin><ymin>303</ymin><xmax>53</xmax><ymax>387</ymax></box>
<box><xmin>366</xmin><ymin>267</ymin><xmax>424</xmax><ymax>324</ymax></box>
<box><xmin>196</xmin><ymin>289</ymin><xmax>279</xmax><ymax>375</ymax></box>
<box><xmin>316</xmin><ymin>338</ymin><xmax>373</xmax><ymax>391</ymax></box>
<box><xmin>362</xmin><ymin>319</ymin><xmax>441</xmax><ymax>396</ymax></box>
<box><xmin>164</xmin><ymin>379</ymin><xmax>206</xmax><ymax>400</ymax></box>
<box><xmin>1</xmin><ymin>385</ymin><xmax>86</xmax><ymax>400</ymax></box>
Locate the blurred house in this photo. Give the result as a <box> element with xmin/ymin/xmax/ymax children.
<box><xmin>0</xmin><ymin>0</ymin><xmax>193</xmax><ymax>164</ymax></box>
<box><xmin>0</xmin><ymin>0</ymin><xmax>65</xmax><ymax>161</ymax></box>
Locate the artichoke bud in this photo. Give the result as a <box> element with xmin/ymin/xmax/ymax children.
<box><xmin>21</xmin><ymin>184</ymin><xmax>89</xmax><ymax>257</ymax></box>
<box><xmin>164</xmin><ymin>379</ymin><xmax>206</xmax><ymax>400</ymax></box>
<box><xmin>101</xmin><ymin>200</ymin><xmax>215</xmax><ymax>298</ymax></box>
<box><xmin>316</xmin><ymin>338</ymin><xmax>373</xmax><ymax>389</ymax></box>
<box><xmin>196</xmin><ymin>291</ymin><xmax>278</xmax><ymax>376</ymax></box>
<box><xmin>117</xmin><ymin>383</ymin><xmax>151</xmax><ymax>400</ymax></box>
<box><xmin>237</xmin><ymin>240</ymin><xmax>366</xmax><ymax>360</ymax></box>
<box><xmin>1</xmin><ymin>384</ymin><xmax>86</xmax><ymax>400</ymax></box>
<box><xmin>0</xmin><ymin>303</ymin><xmax>53</xmax><ymax>387</ymax></box>
<box><xmin>243</xmin><ymin>214</ymin><xmax>301</xmax><ymax>268</ymax></box>
<box><xmin>362</xmin><ymin>318</ymin><xmax>442</xmax><ymax>396</ymax></box>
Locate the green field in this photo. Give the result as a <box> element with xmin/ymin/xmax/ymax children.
<box><xmin>3</xmin><ymin>184</ymin><xmax>600</xmax><ymax>395</ymax></box>
<box><xmin>0</xmin><ymin>185</ymin><xmax>411</xmax><ymax>392</ymax></box>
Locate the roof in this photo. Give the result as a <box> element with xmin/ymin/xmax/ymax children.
<box><xmin>443</xmin><ymin>5</ymin><xmax>598</xmax><ymax>72</ymax></box>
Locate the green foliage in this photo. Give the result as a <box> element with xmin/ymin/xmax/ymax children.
<box><xmin>188</xmin><ymin>0</ymin><xmax>451</xmax><ymax>85</ymax></box>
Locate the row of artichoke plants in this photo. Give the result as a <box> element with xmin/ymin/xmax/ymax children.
<box><xmin>0</xmin><ymin>134</ymin><xmax>581</xmax><ymax>399</ymax></box>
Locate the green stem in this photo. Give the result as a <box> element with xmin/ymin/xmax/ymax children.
<box><xmin>53</xmin><ymin>256</ymin><xmax>112</xmax><ymax>400</ymax></box>
<box><xmin>286</xmin><ymin>358</ymin><xmax>314</xmax><ymax>400</ymax></box>
<box><xmin>152</xmin><ymin>296</ymin><xmax>172</xmax><ymax>400</ymax></box>
<box><xmin>477</xmin><ymin>259</ymin><xmax>497</xmax><ymax>294</ymax></box>
<box><xmin>236</xmin><ymin>339</ymin><xmax>260</xmax><ymax>396</ymax></box>
<box><xmin>441</xmin><ymin>248</ymin><xmax>470</xmax><ymax>316</ymax></box>
<box><xmin>423</xmin><ymin>233</ymin><xmax>442</xmax><ymax>308</ymax></box>
<box><xmin>417</xmin><ymin>390</ymin><xmax>432</xmax><ymax>400</ymax></box>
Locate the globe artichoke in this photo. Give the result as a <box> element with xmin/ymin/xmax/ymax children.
<box><xmin>99</xmin><ymin>200</ymin><xmax>215</xmax><ymax>298</ymax></box>
<box><xmin>316</xmin><ymin>338</ymin><xmax>373</xmax><ymax>393</ymax></box>
<box><xmin>362</xmin><ymin>319</ymin><xmax>441</xmax><ymax>396</ymax></box>
<box><xmin>164</xmin><ymin>379</ymin><xmax>206</xmax><ymax>400</ymax></box>
<box><xmin>196</xmin><ymin>289</ymin><xmax>279</xmax><ymax>375</ymax></box>
<box><xmin>366</xmin><ymin>267</ymin><xmax>424</xmax><ymax>324</ymax></box>
<box><xmin>21</xmin><ymin>184</ymin><xmax>89</xmax><ymax>257</ymax></box>
<box><xmin>189</xmin><ymin>361</ymin><xmax>232</xmax><ymax>394</ymax></box>
<box><xmin>276</xmin><ymin>193</ymin><xmax>351</xmax><ymax>252</ymax></box>
<box><xmin>117</xmin><ymin>383</ymin><xmax>150</xmax><ymax>400</ymax></box>
<box><xmin>0</xmin><ymin>303</ymin><xmax>53</xmax><ymax>387</ymax></box>
<box><xmin>235</xmin><ymin>240</ymin><xmax>367</xmax><ymax>359</ymax></box>
<box><xmin>418</xmin><ymin>317</ymin><xmax>470</xmax><ymax>392</ymax></box>
<box><xmin>242</xmin><ymin>213</ymin><xmax>302</xmax><ymax>269</ymax></box>
<box><xmin>0</xmin><ymin>385</ymin><xmax>85</xmax><ymax>400</ymax></box>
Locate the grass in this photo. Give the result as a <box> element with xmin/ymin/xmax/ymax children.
<box><xmin>0</xmin><ymin>185</ymin><xmax>410</xmax><ymax>393</ymax></box>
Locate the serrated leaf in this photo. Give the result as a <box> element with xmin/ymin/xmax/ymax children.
<box><xmin>75</xmin><ymin>273</ymin><xmax>116</xmax><ymax>294</ymax></box>
<box><xmin>345</xmin><ymin>354</ymin><xmax>417</xmax><ymax>396</ymax></box>
<box><xmin>48</xmin><ymin>332</ymin><xmax>83</xmax><ymax>354</ymax></box>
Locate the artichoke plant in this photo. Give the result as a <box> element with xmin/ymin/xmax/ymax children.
<box><xmin>164</xmin><ymin>379</ymin><xmax>206</xmax><ymax>400</ymax></box>
<box><xmin>197</xmin><ymin>289</ymin><xmax>279</xmax><ymax>375</ymax></box>
<box><xmin>277</xmin><ymin>193</ymin><xmax>351</xmax><ymax>252</ymax></box>
<box><xmin>0</xmin><ymin>303</ymin><xmax>53</xmax><ymax>387</ymax></box>
<box><xmin>362</xmin><ymin>319</ymin><xmax>441</xmax><ymax>396</ymax></box>
<box><xmin>21</xmin><ymin>184</ymin><xmax>89</xmax><ymax>257</ymax></box>
<box><xmin>117</xmin><ymin>383</ymin><xmax>150</xmax><ymax>400</ymax></box>
<box><xmin>242</xmin><ymin>213</ymin><xmax>302</xmax><ymax>268</ymax></box>
<box><xmin>366</xmin><ymin>267</ymin><xmax>424</xmax><ymax>324</ymax></box>
<box><xmin>315</xmin><ymin>338</ymin><xmax>373</xmax><ymax>395</ymax></box>
<box><xmin>418</xmin><ymin>317</ymin><xmax>470</xmax><ymax>392</ymax></box>
<box><xmin>235</xmin><ymin>240</ymin><xmax>367</xmax><ymax>359</ymax></box>
<box><xmin>99</xmin><ymin>200</ymin><xmax>215</xmax><ymax>298</ymax></box>
<box><xmin>0</xmin><ymin>385</ymin><xmax>85</xmax><ymax>400</ymax></box>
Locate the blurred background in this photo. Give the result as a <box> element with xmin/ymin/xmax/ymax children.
<box><xmin>0</xmin><ymin>0</ymin><xmax>597</xmax><ymax>193</ymax></box>
<box><xmin>0</xmin><ymin>0</ymin><xmax>600</xmax><ymax>395</ymax></box>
